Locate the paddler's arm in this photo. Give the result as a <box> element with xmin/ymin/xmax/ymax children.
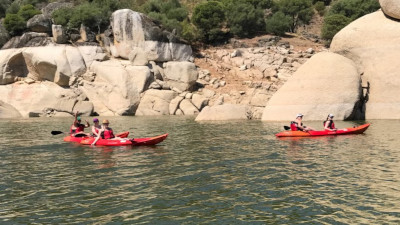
<box><xmin>73</xmin><ymin>111</ymin><xmax>78</xmax><ymax>125</ymax></box>
<box><xmin>91</xmin><ymin>127</ymin><xmax>103</xmax><ymax>146</ymax></box>
<box><xmin>84</xmin><ymin>120</ymin><xmax>90</xmax><ymax>128</ymax></box>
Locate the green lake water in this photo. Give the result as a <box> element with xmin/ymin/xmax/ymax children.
<box><xmin>1</xmin><ymin>117</ymin><xmax>399</xmax><ymax>224</ymax></box>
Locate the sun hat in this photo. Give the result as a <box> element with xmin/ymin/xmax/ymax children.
<box><xmin>296</xmin><ymin>113</ymin><xmax>303</xmax><ymax>118</ymax></box>
<box><xmin>93</xmin><ymin>118</ymin><xmax>99</xmax><ymax>122</ymax></box>
<box><xmin>328</xmin><ymin>114</ymin><xmax>334</xmax><ymax>118</ymax></box>
<box><xmin>102</xmin><ymin>119</ymin><xmax>110</xmax><ymax>124</ymax></box>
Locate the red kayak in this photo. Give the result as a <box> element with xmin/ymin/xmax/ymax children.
<box><xmin>80</xmin><ymin>133</ymin><xmax>168</xmax><ymax>146</ymax></box>
<box><xmin>276</xmin><ymin>124</ymin><xmax>370</xmax><ymax>137</ymax></box>
<box><xmin>63</xmin><ymin>131</ymin><xmax>130</xmax><ymax>143</ymax></box>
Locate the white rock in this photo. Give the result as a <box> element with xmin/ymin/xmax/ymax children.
<box><xmin>195</xmin><ymin>104</ymin><xmax>249</xmax><ymax>121</ymax></box>
<box><xmin>136</xmin><ymin>89</ymin><xmax>177</xmax><ymax>115</ymax></box>
<box><xmin>169</xmin><ymin>96</ymin><xmax>184</xmax><ymax>115</ymax></box>
<box><xmin>179</xmin><ymin>99</ymin><xmax>199</xmax><ymax>115</ymax></box>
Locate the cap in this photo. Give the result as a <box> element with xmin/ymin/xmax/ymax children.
<box><xmin>77</xmin><ymin>116</ymin><xmax>81</xmax><ymax>121</ymax></box>
<box><xmin>93</xmin><ymin>118</ymin><xmax>99</xmax><ymax>122</ymax></box>
<box><xmin>296</xmin><ymin>113</ymin><xmax>303</xmax><ymax>118</ymax></box>
<box><xmin>328</xmin><ymin>114</ymin><xmax>334</xmax><ymax>118</ymax></box>
<box><xmin>102</xmin><ymin>119</ymin><xmax>110</xmax><ymax>124</ymax></box>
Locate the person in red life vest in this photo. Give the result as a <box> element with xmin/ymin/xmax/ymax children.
<box><xmin>290</xmin><ymin>113</ymin><xmax>314</xmax><ymax>131</ymax></box>
<box><xmin>91</xmin><ymin>119</ymin><xmax>115</xmax><ymax>146</ymax></box>
<box><xmin>324</xmin><ymin>114</ymin><xmax>337</xmax><ymax>131</ymax></box>
<box><xmin>70</xmin><ymin>111</ymin><xmax>90</xmax><ymax>136</ymax></box>
<box><xmin>91</xmin><ymin>118</ymin><xmax>102</xmax><ymax>137</ymax></box>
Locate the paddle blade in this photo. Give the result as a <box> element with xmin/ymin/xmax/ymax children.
<box><xmin>283</xmin><ymin>126</ymin><xmax>291</xmax><ymax>130</ymax></box>
<box><xmin>51</xmin><ymin>131</ymin><xmax>63</xmax><ymax>135</ymax></box>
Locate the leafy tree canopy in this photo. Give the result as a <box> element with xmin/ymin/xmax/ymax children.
<box><xmin>192</xmin><ymin>1</ymin><xmax>226</xmax><ymax>42</ymax></box>
<box><xmin>265</xmin><ymin>11</ymin><xmax>291</xmax><ymax>36</ymax></box>
<box><xmin>4</xmin><ymin>13</ymin><xmax>26</xmax><ymax>36</ymax></box>
<box><xmin>224</xmin><ymin>0</ymin><xmax>265</xmax><ymax>37</ymax></box>
<box><xmin>275</xmin><ymin>0</ymin><xmax>313</xmax><ymax>32</ymax></box>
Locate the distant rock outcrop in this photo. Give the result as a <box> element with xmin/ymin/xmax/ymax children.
<box><xmin>261</xmin><ymin>52</ymin><xmax>361</xmax><ymax>121</ymax></box>
<box><xmin>107</xmin><ymin>9</ymin><xmax>192</xmax><ymax>62</ymax></box>
<box><xmin>27</xmin><ymin>14</ymin><xmax>52</xmax><ymax>33</ymax></box>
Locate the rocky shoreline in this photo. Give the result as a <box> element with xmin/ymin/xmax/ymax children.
<box><xmin>1</xmin><ymin>0</ymin><xmax>400</xmax><ymax>121</ymax></box>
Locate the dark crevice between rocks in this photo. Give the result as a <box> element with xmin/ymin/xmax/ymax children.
<box><xmin>346</xmin><ymin>80</ymin><xmax>369</xmax><ymax>120</ymax></box>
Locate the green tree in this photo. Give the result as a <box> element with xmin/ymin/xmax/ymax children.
<box><xmin>52</xmin><ymin>7</ymin><xmax>73</xmax><ymax>27</ymax></box>
<box><xmin>0</xmin><ymin>0</ymin><xmax>12</xmax><ymax>18</ymax></box>
<box><xmin>275</xmin><ymin>0</ymin><xmax>313</xmax><ymax>32</ymax></box>
<box><xmin>68</xmin><ymin>3</ymin><xmax>103</xmax><ymax>30</ymax></box>
<box><xmin>314</xmin><ymin>1</ymin><xmax>325</xmax><ymax>16</ymax></box>
<box><xmin>142</xmin><ymin>0</ymin><xmax>188</xmax><ymax>37</ymax></box>
<box><xmin>4</xmin><ymin>13</ymin><xmax>26</xmax><ymax>36</ymax></box>
<box><xmin>6</xmin><ymin>1</ymin><xmax>20</xmax><ymax>14</ymax></box>
<box><xmin>321</xmin><ymin>0</ymin><xmax>380</xmax><ymax>42</ymax></box>
<box><xmin>321</xmin><ymin>14</ymin><xmax>351</xmax><ymax>41</ymax></box>
<box><xmin>265</xmin><ymin>11</ymin><xmax>291</xmax><ymax>36</ymax></box>
<box><xmin>18</xmin><ymin>4</ymin><xmax>41</xmax><ymax>21</ymax></box>
<box><xmin>224</xmin><ymin>0</ymin><xmax>266</xmax><ymax>37</ymax></box>
<box><xmin>192</xmin><ymin>1</ymin><xmax>225</xmax><ymax>42</ymax></box>
<box><xmin>328</xmin><ymin>0</ymin><xmax>379</xmax><ymax>20</ymax></box>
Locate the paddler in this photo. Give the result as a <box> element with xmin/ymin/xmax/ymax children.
<box><xmin>323</xmin><ymin>114</ymin><xmax>337</xmax><ymax>131</ymax></box>
<box><xmin>91</xmin><ymin>119</ymin><xmax>115</xmax><ymax>146</ymax></box>
<box><xmin>91</xmin><ymin>118</ymin><xmax>101</xmax><ymax>137</ymax></box>
<box><xmin>290</xmin><ymin>113</ymin><xmax>314</xmax><ymax>131</ymax></box>
<box><xmin>70</xmin><ymin>111</ymin><xmax>90</xmax><ymax>136</ymax></box>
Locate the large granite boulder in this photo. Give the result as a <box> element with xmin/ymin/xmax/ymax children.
<box><xmin>195</xmin><ymin>104</ymin><xmax>250</xmax><ymax>121</ymax></box>
<box><xmin>83</xmin><ymin>59</ymin><xmax>143</xmax><ymax>115</ymax></box>
<box><xmin>0</xmin><ymin>100</ymin><xmax>22</xmax><ymax>118</ymax></box>
<box><xmin>0</xmin><ymin>24</ymin><xmax>10</xmax><ymax>49</ymax></box>
<box><xmin>27</xmin><ymin>14</ymin><xmax>52</xmax><ymax>33</ymax></box>
<box><xmin>109</xmin><ymin>9</ymin><xmax>192</xmax><ymax>62</ymax></box>
<box><xmin>379</xmin><ymin>0</ymin><xmax>400</xmax><ymax>19</ymax></box>
<box><xmin>331</xmin><ymin>11</ymin><xmax>400</xmax><ymax>119</ymax></box>
<box><xmin>77</xmin><ymin>45</ymin><xmax>108</xmax><ymax>67</ymax></box>
<box><xmin>23</xmin><ymin>46</ymin><xmax>86</xmax><ymax>86</ymax></box>
<box><xmin>2</xmin><ymin>32</ymin><xmax>52</xmax><ymax>49</ymax></box>
<box><xmin>163</xmin><ymin>61</ymin><xmax>198</xmax><ymax>91</ymax></box>
<box><xmin>0</xmin><ymin>49</ymin><xmax>28</xmax><ymax>85</ymax></box>
<box><xmin>0</xmin><ymin>81</ymin><xmax>91</xmax><ymax>117</ymax></box>
<box><xmin>136</xmin><ymin>89</ymin><xmax>178</xmax><ymax>115</ymax></box>
<box><xmin>261</xmin><ymin>52</ymin><xmax>361</xmax><ymax>121</ymax></box>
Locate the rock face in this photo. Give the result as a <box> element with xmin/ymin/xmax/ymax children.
<box><xmin>262</xmin><ymin>52</ymin><xmax>361</xmax><ymax>121</ymax></box>
<box><xmin>195</xmin><ymin>104</ymin><xmax>250</xmax><ymax>121</ymax></box>
<box><xmin>23</xmin><ymin>46</ymin><xmax>86</xmax><ymax>86</ymax></box>
<box><xmin>2</xmin><ymin>32</ymin><xmax>52</xmax><ymax>49</ymax></box>
<box><xmin>0</xmin><ymin>81</ymin><xmax>92</xmax><ymax>117</ymax></box>
<box><xmin>27</xmin><ymin>14</ymin><xmax>52</xmax><ymax>33</ymax></box>
<box><xmin>0</xmin><ymin>100</ymin><xmax>22</xmax><ymax>118</ymax></box>
<box><xmin>83</xmin><ymin>60</ymin><xmax>143</xmax><ymax>115</ymax></box>
<box><xmin>136</xmin><ymin>89</ymin><xmax>178</xmax><ymax>115</ymax></box>
<box><xmin>331</xmin><ymin>11</ymin><xmax>400</xmax><ymax>119</ymax></box>
<box><xmin>52</xmin><ymin>25</ymin><xmax>68</xmax><ymax>44</ymax></box>
<box><xmin>379</xmin><ymin>0</ymin><xmax>400</xmax><ymax>19</ymax></box>
<box><xmin>163</xmin><ymin>61</ymin><xmax>198</xmax><ymax>91</ymax></box>
<box><xmin>108</xmin><ymin>9</ymin><xmax>192</xmax><ymax>62</ymax></box>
